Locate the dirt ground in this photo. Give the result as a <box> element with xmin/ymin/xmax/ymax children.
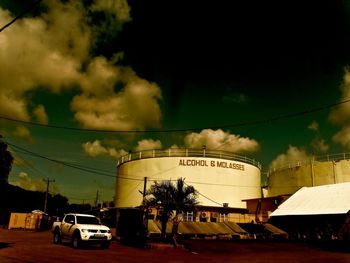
<box><xmin>1</xmin><ymin>228</ymin><xmax>350</xmax><ymax>263</ymax></box>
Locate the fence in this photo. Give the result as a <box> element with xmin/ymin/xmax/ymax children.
<box><xmin>269</xmin><ymin>152</ymin><xmax>350</xmax><ymax>173</ymax></box>
<box><xmin>117</xmin><ymin>148</ymin><xmax>261</xmax><ymax>169</ymax></box>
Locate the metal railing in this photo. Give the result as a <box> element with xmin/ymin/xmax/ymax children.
<box><xmin>269</xmin><ymin>152</ymin><xmax>350</xmax><ymax>173</ymax></box>
<box><xmin>117</xmin><ymin>148</ymin><xmax>261</xmax><ymax>169</ymax></box>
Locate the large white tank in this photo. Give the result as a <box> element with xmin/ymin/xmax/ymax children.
<box><xmin>116</xmin><ymin>149</ymin><xmax>262</xmax><ymax>209</ymax></box>
<box><xmin>267</xmin><ymin>153</ymin><xmax>350</xmax><ymax>197</ymax></box>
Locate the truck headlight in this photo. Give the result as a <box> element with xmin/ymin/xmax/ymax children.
<box><xmin>81</xmin><ymin>229</ymin><xmax>88</xmax><ymax>233</ymax></box>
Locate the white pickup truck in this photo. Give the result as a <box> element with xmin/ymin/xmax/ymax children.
<box><xmin>52</xmin><ymin>213</ymin><xmax>112</xmax><ymax>249</ymax></box>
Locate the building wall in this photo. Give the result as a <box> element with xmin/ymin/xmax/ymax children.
<box><xmin>268</xmin><ymin>159</ymin><xmax>350</xmax><ymax>196</ymax></box>
<box><xmin>116</xmin><ymin>156</ymin><xmax>261</xmax><ymax>209</ymax></box>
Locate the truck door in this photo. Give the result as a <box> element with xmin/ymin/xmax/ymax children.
<box><xmin>61</xmin><ymin>215</ymin><xmax>76</xmax><ymax>238</ymax></box>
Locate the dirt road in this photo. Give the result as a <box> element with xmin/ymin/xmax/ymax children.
<box><xmin>1</xmin><ymin>228</ymin><xmax>350</xmax><ymax>262</ymax></box>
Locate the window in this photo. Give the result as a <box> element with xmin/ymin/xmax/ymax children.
<box><xmin>219</xmin><ymin>213</ymin><xmax>227</xmax><ymax>222</ymax></box>
<box><xmin>184</xmin><ymin>212</ymin><xmax>193</xmax><ymax>222</ymax></box>
<box><xmin>76</xmin><ymin>216</ymin><xmax>100</xmax><ymax>225</ymax></box>
<box><xmin>64</xmin><ymin>215</ymin><xmax>75</xmax><ymax>224</ymax></box>
<box><xmin>200</xmin><ymin>212</ymin><xmax>207</xmax><ymax>222</ymax></box>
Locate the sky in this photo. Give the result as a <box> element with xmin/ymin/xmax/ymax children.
<box><xmin>1</xmin><ymin>0</ymin><xmax>350</xmax><ymax>205</ymax></box>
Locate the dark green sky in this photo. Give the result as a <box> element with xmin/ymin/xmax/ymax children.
<box><xmin>1</xmin><ymin>0</ymin><xmax>350</xmax><ymax>204</ymax></box>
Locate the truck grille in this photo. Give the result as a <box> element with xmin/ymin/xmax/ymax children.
<box><xmin>88</xmin><ymin>230</ymin><xmax>108</xmax><ymax>233</ymax></box>
<box><xmin>89</xmin><ymin>236</ymin><xmax>107</xmax><ymax>240</ymax></box>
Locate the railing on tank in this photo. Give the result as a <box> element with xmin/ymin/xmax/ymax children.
<box><xmin>117</xmin><ymin>148</ymin><xmax>261</xmax><ymax>169</ymax></box>
<box><xmin>269</xmin><ymin>152</ymin><xmax>350</xmax><ymax>173</ymax></box>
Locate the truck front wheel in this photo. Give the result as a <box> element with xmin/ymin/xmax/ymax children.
<box><xmin>53</xmin><ymin>230</ymin><xmax>61</xmax><ymax>244</ymax></box>
<box><xmin>72</xmin><ymin>234</ymin><xmax>81</xmax><ymax>249</ymax></box>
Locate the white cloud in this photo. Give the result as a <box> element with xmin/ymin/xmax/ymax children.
<box><xmin>135</xmin><ymin>139</ymin><xmax>162</xmax><ymax>151</ymax></box>
<box><xmin>3</xmin><ymin>125</ymin><xmax>34</xmax><ymax>142</ymax></box>
<box><xmin>329</xmin><ymin>67</ymin><xmax>350</xmax><ymax>125</ymax></box>
<box><xmin>307</xmin><ymin>121</ymin><xmax>329</xmax><ymax>153</ymax></box>
<box><xmin>308</xmin><ymin>120</ymin><xmax>319</xmax><ymax>131</ymax></box>
<box><xmin>0</xmin><ymin>1</ymin><xmax>88</xmax><ymax>91</ymax></box>
<box><xmin>13</xmin><ymin>156</ymin><xmax>25</xmax><ymax>167</ymax></box>
<box><xmin>269</xmin><ymin>145</ymin><xmax>313</xmax><ymax>169</ymax></box>
<box><xmin>0</xmin><ymin>93</ymin><xmax>30</xmax><ymax>122</ymax></box>
<box><xmin>184</xmin><ymin>129</ymin><xmax>260</xmax><ymax>154</ymax></box>
<box><xmin>82</xmin><ymin>140</ymin><xmax>108</xmax><ymax>157</ymax></box>
<box><xmin>327</xmin><ymin>68</ymin><xmax>350</xmax><ymax>149</ymax></box>
<box><xmin>310</xmin><ymin>138</ymin><xmax>329</xmax><ymax>153</ymax></box>
<box><xmin>71</xmin><ymin>60</ymin><xmax>162</xmax><ymax>131</ymax></box>
<box><xmin>107</xmin><ymin>147</ymin><xmax>128</xmax><ymax>158</ymax></box>
<box><xmin>82</xmin><ymin>140</ymin><xmax>127</xmax><ymax>158</ymax></box>
<box><xmin>12</xmin><ymin>172</ymin><xmax>47</xmax><ymax>192</ymax></box>
<box><xmin>12</xmin><ymin>126</ymin><xmax>32</xmax><ymax>140</ymax></box>
<box><xmin>332</xmin><ymin>125</ymin><xmax>350</xmax><ymax>149</ymax></box>
<box><xmin>0</xmin><ymin>1</ymin><xmax>162</xmax><ymax>132</ymax></box>
<box><xmin>0</xmin><ymin>1</ymin><xmax>88</xmax><ymax>121</ymax></box>
<box><xmin>91</xmin><ymin>0</ymin><xmax>131</xmax><ymax>23</ymax></box>
<box><xmin>33</xmin><ymin>105</ymin><xmax>48</xmax><ymax>125</ymax></box>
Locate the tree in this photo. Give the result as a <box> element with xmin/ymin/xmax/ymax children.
<box><xmin>49</xmin><ymin>193</ymin><xmax>69</xmax><ymax>216</ymax></box>
<box><xmin>0</xmin><ymin>140</ymin><xmax>14</xmax><ymax>184</ymax></box>
<box><xmin>145</xmin><ymin>178</ymin><xmax>198</xmax><ymax>243</ymax></box>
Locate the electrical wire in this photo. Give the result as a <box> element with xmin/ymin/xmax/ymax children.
<box><xmin>11</xmin><ymin>150</ymin><xmax>46</xmax><ymax>179</ymax></box>
<box><xmin>183</xmin><ymin>182</ymin><xmax>222</xmax><ymax>206</ymax></box>
<box><xmin>6</xmin><ymin>140</ymin><xmax>147</xmax><ymax>182</ymax></box>
<box><xmin>196</xmin><ymin>191</ymin><xmax>223</xmax><ymax>206</ymax></box>
<box><xmin>7</xmin><ymin>140</ymin><xmax>309</xmax><ymax>188</ymax></box>
<box><xmin>0</xmin><ymin>97</ymin><xmax>349</xmax><ymax>133</ymax></box>
<box><xmin>186</xmin><ymin>180</ymin><xmax>261</xmax><ymax>188</ymax></box>
<box><xmin>0</xmin><ymin>0</ymin><xmax>42</xmax><ymax>32</ymax></box>
<box><xmin>6</xmin><ymin>141</ymin><xmax>117</xmax><ymax>178</ymax></box>
<box><xmin>118</xmin><ymin>180</ymin><xmax>144</xmax><ymax>203</ymax></box>
<box><xmin>3</xmin><ymin>140</ymin><xmax>330</xmax><ymax>197</ymax></box>
<box><xmin>68</xmin><ymin>197</ymin><xmax>95</xmax><ymax>201</ymax></box>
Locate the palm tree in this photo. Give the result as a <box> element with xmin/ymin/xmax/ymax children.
<box><xmin>145</xmin><ymin>178</ymin><xmax>198</xmax><ymax>242</ymax></box>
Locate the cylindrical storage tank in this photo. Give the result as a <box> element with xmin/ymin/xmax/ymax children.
<box><xmin>116</xmin><ymin>149</ymin><xmax>262</xmax><ymax>209</ymax></box>
<box><xmin>267</xmin><ymin>154</ymin><xmax>350</xmax><ymax>197</ymax></box>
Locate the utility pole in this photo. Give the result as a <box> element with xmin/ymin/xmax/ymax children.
<box><xmin>43</xmin><ymin>177</ymin><xmax>55</xmax><ymax>213</ymax></box>
<box><xmin>94</xmin><ymin>190</ymin><xmax>99</xmax><ymax>208</ymax></box>
<box><xmin>143</xmin><ymin>177</ymin><xmax>147</xmax><ymax>204</ymax></box>
<box><xmin>142</xmin><ymin>177</ymin><xmax>148</xmax><ymax>242</ymax></box>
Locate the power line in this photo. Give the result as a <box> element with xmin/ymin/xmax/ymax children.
<box><xmin>5</xmin><ymin>141</ymin><xmax>117</xmax><ymax>178</ymax></box>
<box><xmin>196</xmin><ymin>191</ymin><xmax>222</xmax><ymax>206</ymax></box>
<box><xmin>0</xmin><ymin>98</ymin><xmax>349</xmax><ymax>133</ymax></box>
<box><xmin>0</xmin><ymin>0</ymin><xmax>42</xmax><ymax>33</ymax></box>
<box><xmin>119</xmin><ymin>180</ymin><xmax>144</xmax><ymax>202</ymax></box>
<box><xmin>11</xmin><ymin>150</ymin><xmax>47</xmax><ymax>179</ymax></box>
<box><xmin>12</xmin><ymin>148</ymin><xmax>113</xmax><ymax>174</ymax></box>
<box><xmin>6</xmin><ymin>140</ymin><xmax>145</xmax><ymax>181</ymax></box>
<box><xmin>3</xmin><ymin>140</ymin><xmax>343</xmax><ymax>194</ymax></box>
<box><xmin>6</xmin><ymin>140</ymin><xmax>314</xmax><ymax>189</ymax></box>
<box><xmin>186</xmin><ymin>180</ymin><xmax>261</xmax><ymax>188</ymax></box>
<box><xmin>6</xmin><ymin>140</ymin><xmax>312</xmax><ymax>206</ymax></box>
<box><xmin>0</xmin><ymin>115</ymin><xmax>148</xmax><ymax>133</ymax></box>
<box><xmin>183</xmin><ymin>182</ymin><xmax>222</xmax><ymax>206</ymax></box>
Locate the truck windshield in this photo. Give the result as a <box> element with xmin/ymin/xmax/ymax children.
<box><xmin>76</xmin><ymin>216</ymin><xmax>100</xmax><ymax>225</ymax></box>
